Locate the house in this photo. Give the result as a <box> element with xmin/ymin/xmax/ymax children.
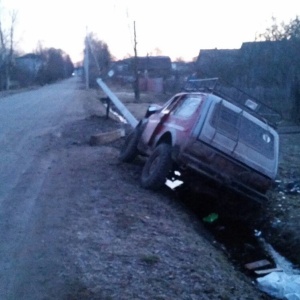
<box><xmin>121</xmin><ymin>56</ymin><xmax>172</xmax><ymax>78</ymax></box>
<box><xmin>195</xmin><ymin>41</ymin><xmax>296</xmax><ymax>85</ymax></box>
<box><xmin>15</xmin><ymin>53</ymin><xmax>43</xmax><ymax>82</ymax></box>
<box><xmin>195</xmin><ymin>41</ymin><xmax>300</xmax><ymax>119</ymax></box>
<box><xmin>110</xmin><ymin>56</ymin><xmax>172</xmax><ymax>93</ymax></box>
<box><xmin>195</xmin><ymin>48</ymin><xmax>240</xmax><ymax>78</ymax></box>
<box><xmin>171</xmin><ymin>61</ymin><xmax>195</xmax><ymax>74</ymax></box>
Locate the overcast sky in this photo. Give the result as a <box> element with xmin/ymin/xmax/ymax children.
<box><xmin>2</xmin><ymin>0</ymin><xmax>300</xmax><ymax>63</ymax></box>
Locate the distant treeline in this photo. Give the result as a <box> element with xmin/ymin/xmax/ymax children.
<box><xmin>0</xmin><ymin>48</ymin><xmax>74</xmax><ymax>90</ymax></box>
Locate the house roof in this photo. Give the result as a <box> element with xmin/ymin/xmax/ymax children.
<box><xmin>122</xmin><ymin>56</ymin><xmax>172</xmax><ymax>70</ymax></box>
<box><xmin>16</xmin><ymin>53</ymin><xmax>42</xmax><ymax>60</ymax></box>
<box><xmin>196</xmin><ymin>49</ymin><xmax>240</xmax><ymax>65</ymax></box>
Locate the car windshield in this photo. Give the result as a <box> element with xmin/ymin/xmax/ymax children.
<box><xmin>173</xmin><ymin>95</ymin><xmax>202</xmax><ymax>118</ymax></box>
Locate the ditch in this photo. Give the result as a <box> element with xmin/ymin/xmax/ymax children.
<box><xmin>171</xmin><ymin>183</ymin><xmax>300</xmax><ymax>298</ymax></box>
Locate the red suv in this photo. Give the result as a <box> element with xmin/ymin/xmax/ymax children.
<box><xmin>119</xmin><ymin>78</ymin><xmax>280</xmax><ymax>205</ymax></box>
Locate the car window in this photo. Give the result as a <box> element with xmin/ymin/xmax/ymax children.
<box><xmin>161</xmin><ymin>95</ymin><xmax>182</xmax><ymax>113</ymax></box>
<box><xmin>173</xmin><ymin>96</ymin><xmax>202</xmax><ymax>118</ymax></box>
<box><xmin>211</xmin><ymin>103</ymin><xmax>240</xmax><ymax>140</ymax></box>
<box><xmin>210</xmin><ymin>103</ymin><xmax>274</xmax><ymax>158</ymax></box>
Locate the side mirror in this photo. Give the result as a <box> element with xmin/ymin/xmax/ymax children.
<box><xmin>145</xmin><ymin>104</ymin><xmax>161</xmax><ymax>118</ymax></box>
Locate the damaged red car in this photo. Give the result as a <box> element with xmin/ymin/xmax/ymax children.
<box><xmin>119</xmin><ymin>78</ymin><xmax>281</xmax><ymax>205</ymax></box>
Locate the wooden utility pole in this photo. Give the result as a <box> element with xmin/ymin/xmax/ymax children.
<box><xmin>84</xmin><ymin>35</ymin><xmax>90</xmax><ymax>90</ymax></box>
<box><xmin>133</xmin><ymin>21</ymin><xmax>140</xmax><ymax>101</ymax></box>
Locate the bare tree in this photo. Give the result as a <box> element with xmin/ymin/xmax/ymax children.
<box><xmin>257</xmin><ymin>16</ymin><xmax>300</xmax><ymax>121</ymax></box>
<box><xmin>0</xmin><ymin>16</ymin><xmax>6</xmax><ymax>89</ymax></box>
<box><xmin>153</xmin><ymin>47</ymin><xmax>162</xmax><ymax>56</ymax></box>
<box><xmin>0</xmin><ymin>9</ymin><xmax>17</xmax><ymax>90</ymax></box>
<box><xmin>84</xmin><ymin>32</ymin><xmax>112</xmax><ymax>88</ymax></box>
<box><xmin>35</xmin><ymin>47</ymin><xmax>74</xmax><ymax>84</ymax></box>
<box><xmin>256</xmin><ymin>17</ymin><xmax>288</xmax><ymax>41</ymax></box>
<box><xmin>133</xmin><ymin>21</ymin><xmax>140</xmax><ymax>101</ymax></box>
<box><xmin>256</xmin><ymin>16</ymin><xmax>300</xmax><ymax>41</ymax></box>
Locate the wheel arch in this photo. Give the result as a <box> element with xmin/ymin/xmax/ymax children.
<box><xmin>156</xmin><ymin>131</ymin><xmax>173</xmax><ymax>147</ymax></box>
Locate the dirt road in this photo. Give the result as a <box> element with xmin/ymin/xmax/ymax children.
<box><xmin>0</xmin><ymin>78</ymin><xmax>99</xmax><ymax>299</ymax></box>
<box><xmin>0</xmin><ymin>78</ymin><xmax>267</xmax><ymax>299</ymax></box>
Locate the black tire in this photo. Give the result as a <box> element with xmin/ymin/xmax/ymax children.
<box><xmin>119</xmin><ymin>127</ymin><xmax>140</xmax><ymax>163</ymax></box>
<box><xmin>141</xmin><ymin>143</ymin><xmax>173</xmax><ymax>190</ymax></box>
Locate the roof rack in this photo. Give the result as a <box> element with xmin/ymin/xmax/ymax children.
<box><xmin>183</xmin><ymin>78</ymin><xmax>282</xmax><ymax>127</ymax></box>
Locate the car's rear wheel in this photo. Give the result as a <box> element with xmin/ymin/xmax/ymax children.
<box><xmin>119</xmin><ymin>127</ymin><xmax>141</xmax><ymax>163</ymax></box>
<box><xmin>141</xmin><ymin>143</ymin><xmax>173</xmax><ymax>190</ymax></box>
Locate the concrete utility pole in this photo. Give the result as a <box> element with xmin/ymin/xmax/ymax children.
<box><xmin>133</xmin><ymin>21</ymin><xmax>140</xmax><ymax>101</ymax></box>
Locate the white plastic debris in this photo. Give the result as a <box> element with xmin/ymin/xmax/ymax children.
<box><xmin>254</xmin><ymin>229</ymin><xmax>262</xmax><ymax>237</ymax></box>
<box><xmin>257</xmin><ymin>272</ymin><xmax>300</xmax><ymax>299</ymax></box>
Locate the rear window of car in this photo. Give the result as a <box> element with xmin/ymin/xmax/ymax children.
<box><xmin>210</xmin><ymin>102</ymin><xmax>274</xmax><ymax>158</ymax></box>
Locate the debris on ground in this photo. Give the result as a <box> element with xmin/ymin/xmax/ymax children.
<box><xmin>257</xmin><ymin>272</ymin><xmax>300</xmax><ymax>299</ymax></box>
<box><xmin>89</xmin><ymin>128</ymin><xmax>125</xmax><ymax>146</ymax></box>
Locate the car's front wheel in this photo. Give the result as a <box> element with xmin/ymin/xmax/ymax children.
<box><xmin>141</xmin><ymin>143</ymin><xmax>173</xmax><ymax>190</ymax></box>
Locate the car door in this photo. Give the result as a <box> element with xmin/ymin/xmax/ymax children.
<box><xmin>164</xmin><ymin>95</ymin><xmax>204</xmax><ymax>145</ymax></box>
<box><xmin>140</xmin><ymin>94</ymin><xmax>184</xmax><ymax>146</ymax></box>
<box><xmin>141</xmin><ymin>94</ymin><xmax>204</xmax><ymax>148</ymax></box>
